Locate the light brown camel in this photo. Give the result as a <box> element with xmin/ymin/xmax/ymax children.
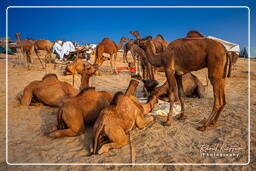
<box><xmin>15</xmin><ymin>33</ymin><xmax>44</xmax><ymax>70</ymax></box>
<box><xmin>91</xmin><ymin>79</ymin><xmax>157</xmax><ymax>154</ymax></box>
<box><xmin>64</xmin><ymin>57</ymin><xmax>108</xmax><ymax>75</ymax></box>
<box><xmin>130</xmin><ymin>31</ymin><xmax>169</xmax><ymax>79</ymax></box>
<box><xmin>139</xmin><ymin>30</ymin><xmax>231</xmax><ymax>131</ymax></box>
<box><xmin>226</xmin><ymin>51</ymin><xmax>239</xmax><ymax>76</ymax></box>
<box><xmin>20</xmin><ymin>73</ymin><xmax>79</xmax><ymax>107</ymax></box>
<box><xmin>94</xmin><ymin>37</ymin><xmax>129</xmax><ymax>73</ymax></box>
<box><xmin>143</xmin><ymin>73</ymin><xmax>206</xmax><ymax>100</ymax></box>
<box><xmin>130</xmin><ymin>31</ymin><xmax>169</xmax><ymax>53</ymax></box>
<box><xmin>34</xmin><ymin>38</ymin><xmax>55</xmax><ymax>69</ymax></box>
<box><xmin>48</xmin><ymin>64</ymin><xmax>112</xmax><ymax>138</ymax></box>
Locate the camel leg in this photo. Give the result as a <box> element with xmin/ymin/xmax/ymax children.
<box><xmin>49</xmin><ymin>128</ymin><xmax>82</xmax><ymax>138</ymax></box>
<box><xmin>164</xmin><ymin>68</ymin><xmax>179</xmax><ymax>126</ymax></box>
<box><xmin>113</xmin><ymin>53</ymin><xmax>118</xmax><ymax>73</ymax></box>
<box><xmin>109</xmin><ymin>54</ymin><xmax>114</xmax><ymax>73</ymax></box>
<box><xmin>196</xmin><ymin>78</ymin><xmax>226</xmax><ymax>131</ymax></box>
<box><xmin>175</xmin><ymin>75</ymin><xmax>186</xmax><ymax>120</ymax></box>
<box><xmin>209</xmin><ymin>78</ymin><xmax>226</xmax><ymax>126</ymax></box>
<box><xmin>135</xmin><ymin>112</ymin><xmax>154</xmax><ymax>129</ymax></box>
<box><xmin>34</xmin><ymin>49</ymin><xmax>45</xmax><ymax>70</ymax></box>
<box><xmin>97</xmin><ymin>127</ymin><xmax>128</xmax><ymax>154</ymax></box>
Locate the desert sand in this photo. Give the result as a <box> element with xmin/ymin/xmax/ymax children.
<box><xmin>0</xmin><ymin>52</ymin><xmax>255</xmax><ymax>171</ymax></box>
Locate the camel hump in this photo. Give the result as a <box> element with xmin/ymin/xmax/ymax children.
<box><xmin>77</xmin><ymin>87</ymin><xmax>96</xmax><ymax>96</ymax></box>
<box><xmin>186</xmin><ymin>30</ymin><xmax>204</xmax><ymax>38</ymax></box>
<box><xmin>110</xmin><ymin>91</ymin><xmax>124</xmax><ymax>106</ymax></box>
<box><xmin>42</xmin><ymin>73</ymin><xmax>58</xmax><ymax>80</ymax></box>
<box><xmin>156</xmin><ymin>34</ymin><xmax>165</xmax><ymax>40</ymax></box>
<box><xmin>102</xmin><ymin>38</ymin><xmax>110</xmax><ymax>41</ymax></box>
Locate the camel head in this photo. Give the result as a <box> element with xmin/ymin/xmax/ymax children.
<box><xmin>130</xmin><ymin>31</ymin><xmax>141</xmax><ymax>39</ymax></box>
<box><xmin>82</xmin><ymin>64</ymin><xmax>98</xmax><ymax>77</ymax></box>
<box><xmin>120</xmin><ymin>37</ymin><xmax>129</xmax><ymax>42</ymax></box>
<box><xmin>94</xmin><ymin>55</ymin><xmax>110</xmax><ymax>66</ymax></box>
<box><xmin>138</xmin><ymin>36</ymin><xmax>154</xmax><ymax>51</ymax></box>
<box><xmin>15</xmin><ymin>32</ymin><xmax>21</xmax><ymax>40</ymax></box>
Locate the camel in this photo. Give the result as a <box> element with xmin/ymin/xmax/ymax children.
<box><xmin>143</xmin><ymin>73</ymin><xmax>206</xmax><ymax>100</ymax></box>
<box><xmin>34</xmin><ymin>38</ymin><xmax>55</xmax><ymax>69</ymax></box>
<box><xmin>91</xmin><ymin>79</ymin><xmax>157</xmax><ymax>154</ymax></box>
<box><xmin>15</xmin><ymin>33</ymin><xmax>44</xmax><ymax>70</ymax></box>
<box><xmin>226</xmin><ymin>51</ymin><xmax>239</xmax><ymax>75</ymax></box>
<box><xmin>20</xmin><ymin>73</ymin><xmax>79</xmax><ymax>107</ymax></box>
<box><xmin>123</xmin><ymin>38</ymin><xmax>155</xmax><ymax>80</ymax></box>
<box><xmin>139</xmin><ymin>30</ymin><xmax>231</xmax><ymax>131</ymax></box>
<box><xmin>80</xmin><ymin>64</ymin><xmax>98</xmax><ymax>90</ymax></box>
<box><xmin>49</xmin><ymin>63</ymin><xmax>112</xmax><ymax>138</ymax></box>
<box><xmin>94</xmin><ymin>37</ymin><xmax>129</xmax><ymax>73</ymax></box>
<box><xmin>130</xmin><ymin>31</ymin><xmax>169</xmax><ymax>79</ymax></box>
<box><xmin>64</xmin><ymin>57</ymin><xmax>108</xmax><ymax>76</ymax></box>
<box><xmin>64</xmin><ymin>58</ymin><xmax>92</xmax><ymax>75</ymax></box>
<box><xmin>48</xmin><ymin>87</ymin><xmax>112</xmax><ymax>138</ymax></box>
<box><xmin>130</xmin><ymin>31</ymin><xmax>169</xmax><ymax>53</ymax></box>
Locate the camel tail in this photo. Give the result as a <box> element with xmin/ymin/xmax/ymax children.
<box><xmin>93</xmin><ymin>123</ymin><xmax>104</xmax><ymax>154</ymax></box>
<box><xmin>225</xmin><ymin>52</ymin><xmax>232</xmax><ymax>78</ymax></box>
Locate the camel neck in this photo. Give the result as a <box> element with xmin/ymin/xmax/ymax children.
<box><xmin>125</xmin><ymin>79</ymin><xmax>140</xmax><ymax>96</ymax></box>
<box><xmin>80</xmin><ymin>74</ymin><xmax>91</xmax><ymax>90</ymax></box>
<box><xmin>117</xmin><ymin>40</ymin><xmax>124</xmax><ymax>50</ymax></box>
<box><xmin>145</xmin><ymin>45</ymin><xmax>162</xmax><ymax>67</ymax></box>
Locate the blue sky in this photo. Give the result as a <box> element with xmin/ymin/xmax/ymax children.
<box><xmin>1</xmin><ymin>0</ymin><xmax>255</xmax><ymax>48</ymax></box>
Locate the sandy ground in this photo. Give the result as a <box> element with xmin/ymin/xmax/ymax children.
<box><xmin>0</xmin><ymin>52</ymin><xmax>255</xmax><ymax>171</ymax></box>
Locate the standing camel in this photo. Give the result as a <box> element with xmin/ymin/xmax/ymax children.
<box><xmin>15</xmin><ymin>33</ymin><xmax>43</xmax><ymax>70</ymax></box>
<box><xmin>94</xmin><ymin>37</ymin><xmax>129</xmax><ymax>73</ymax></box>
<box><xmin>139</xmin><ymin>30</ymin><xmax>231</xmax><ymax>131</ymax></box>
<box><xmin>34</xmin><ymin>38</ymin><xmax>55</xmax><ymax>70</ymax></box>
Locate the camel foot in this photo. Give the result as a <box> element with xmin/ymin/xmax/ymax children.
<box><xmin>176</xmin><ymin>113</ymin><xmax>187</xmax><ymax>120</ymax></box>
<box><xmin>163</xmin><ymin>116</ymin><xmax>172</xmax><ymax>126</ymax></box>
<box><xmin>49</xmin><ymin>131</ymin><xmax>61</xmax><ymax>138</ymax></box>
<box><xmin>196</xmin><ymin>125</ymin><xmax>207</xmax><ymax>131</ymax></box>
<box><xmin>98</xmin><ymin>145</ymin><xmax>109</xmax><ymax>154</ymax></box>
<box><xmin>49</xmin><ymin>126</ymin><xmax>58</xmax><ymax>132</ymax></box>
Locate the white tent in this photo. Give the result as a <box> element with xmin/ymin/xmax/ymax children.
<box><xmin>207</xmin><ymin>36</ymin><xmax>240</xmax><ymax>54</ymax></box>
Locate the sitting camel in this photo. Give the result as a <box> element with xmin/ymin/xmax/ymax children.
<box><xmin>20</xmin><ymin>73</ymin><xmax>78</xmax><ymax>107</ymax></box>
<box><xmin>139</xmin><ymin>30</ymin><xmax>231</xmax><ymax>131</ymax></box>
<box><xmin>91</xmin><ymin>79</ymin><xmax>158</xmax><ymax>154</ymax></box>
<box><xmin>64</xmin><ymin>57</ymin><xmax>108</xmax><ymax>75</ymax></box>
<box><xmin>143</xmin><ymin>73</ymin><xmax>206</xmax><ymax>101</ymax></box>
<box><xmin>94</xmin><ymin>37</ymin><xmax>129</xmax><ymax>73</ymax></box>
<box><xmin>49</xmin><ymin>64</ymin><xmax>112</xmax><ymax>138</ymax></box>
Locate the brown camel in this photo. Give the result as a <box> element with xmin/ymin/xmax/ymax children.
<box><xmin>139</xmin><ymin>30</ymin><xmax>231</xmax><ymax>131</ymax></box>
<box><xmin>20</xmin><ymin>73</ymin><xmax>78</xmax><ymax>107</ymax></box>
<box><xmin>94</xmin><ymin>37</ymin><xmax>129</xmax><ymax>73</ymax></box>
<box><xmin>15</xmin><ymin>33</ymin><xmax>44</xmax><ymax>70</ymax></box>
<box><xmin>226</xmin><ymin>51</ymin><xmax>239</xmax><ymax>75</ymax></box>
<box><xmin>34</xmin><ymin>38</ymin><xmax>55</xmax><ymax>69</ymax></box>
<box><xmin>91</xmin><ymin>79</ymin><xmax>157</xmax><ymax>154</ymax></box>
<box><xmin>130</xmin><ymin>31</ymin><xmax>169</xmax><ymax>79</ymax></box>
<box><xmin>143</xmin><ymin>73</ymin><xmax>206</xmax><ymax>100</ymax></box>
<box><xmin>64</xmin><ymin>57</ymin><xmax>108</xmax><ymax>75</ymax></box>
<box><xmin>130</xmin><ymin>31</ymin><xmax>169</xmax><ymax>53</ymax></box>
<box><xmin>80</xmin><ymin>64</ymin><xmax>98</xmax><ymax>90</ymax></box>
<box><xmin>49</xmin><ymin>64</ymin><xmax>112</xmax><ymax>138</ymax></box>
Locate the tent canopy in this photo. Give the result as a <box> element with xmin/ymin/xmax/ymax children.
<box><xmin>207</xmin><ymin>36</ymin><xmax>240</xmax><ymax>54</ymax></box>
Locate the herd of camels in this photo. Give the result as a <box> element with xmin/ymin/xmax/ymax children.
<box><xmin>17</xmin><ymin>30</ymin><xmax>239</xmax><ymax>154</ymax></box>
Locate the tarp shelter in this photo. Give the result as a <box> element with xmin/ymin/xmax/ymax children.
<box><xmin>239</xmin><ymin>47</ymin><xmax>256</xmax><ymax>58</ymax></box>
<box><xmin>207</xmin><ymin>36</ymin><xmax>240</xmax><ymax>54</ymax></box>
